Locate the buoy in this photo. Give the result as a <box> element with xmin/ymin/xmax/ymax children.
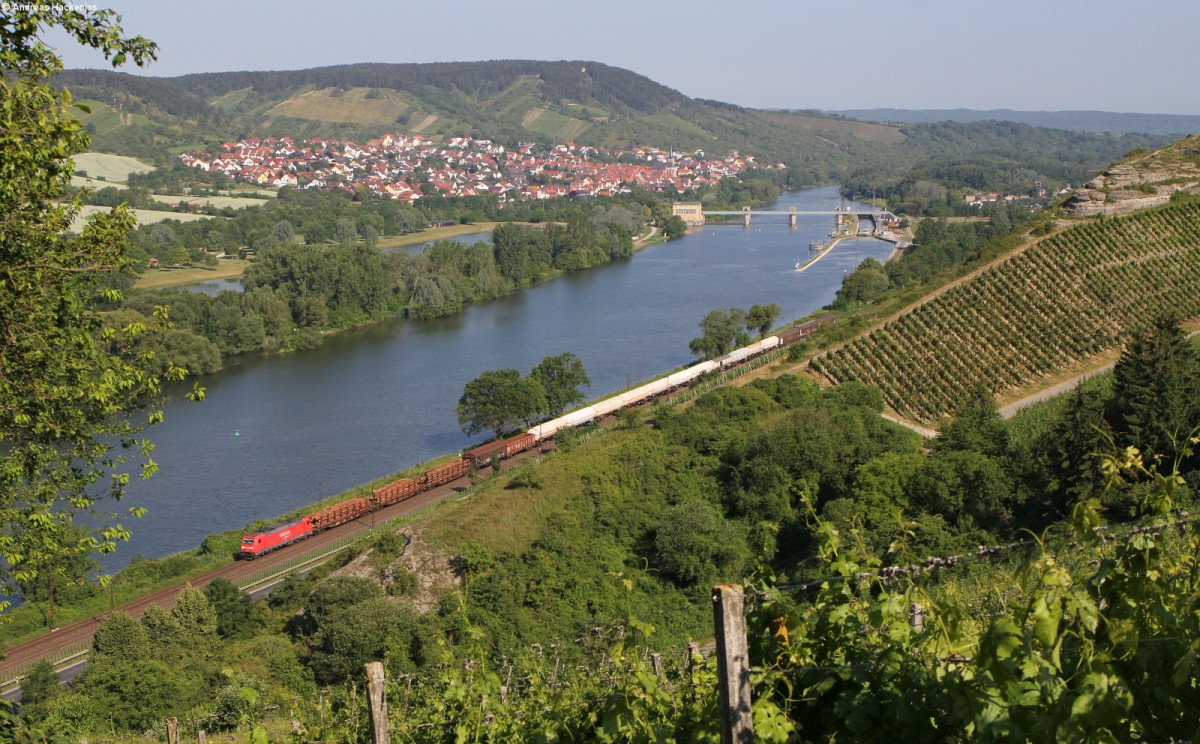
<box><xmin>235</xmin><ymin>429</ymin><xmax>240</xmax><ymax>437</ymax></box>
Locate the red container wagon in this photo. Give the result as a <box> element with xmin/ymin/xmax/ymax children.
<box><xmin>504</xmin><ymin>432</ymin><xmax>537</xmax><ymax>458</ymax></box>
<box><xmin>241</xmin><ymin>516</ymin><xmax>314</xmax><ymax>559</ymax></box>
<box><xmin>421</xmin><ymin>459</ymin><xmax>470</xmax><ymax>489</ymax></box>
<box><xmin>463</xmin><ymin>440</ymin><xmax>506</xmax><ymax>470</ymax></box>
<box><xmin>372</xmin><ymin>477</ymin><xmax>421</xmax><ymax>508</ymax></box>
<box><xmin>310</xmin><ymin>497</ymin><xmax>370</xmax><ymax>531</ymax></box>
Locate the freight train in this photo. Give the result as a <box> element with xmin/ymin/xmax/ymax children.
<box><xmin>239</xmin><ymin>315</ymin><xmax>834</xmax><ymax>558</ymax></box>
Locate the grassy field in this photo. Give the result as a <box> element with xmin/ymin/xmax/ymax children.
<box><xmin>134</xmin><ymin>259</ymin><xmax>251</xmax><ymax>289</ymax></box>
<box><xmin>266</xmin><ymin>86</ymin><xmax>411</xmax><ymax>125</ymax></box>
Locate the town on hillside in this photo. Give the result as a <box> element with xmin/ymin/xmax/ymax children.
<box><xmin>181</xmin><ymin>135</ymin><xmax>772</xmax><ymax>200</ymax></box>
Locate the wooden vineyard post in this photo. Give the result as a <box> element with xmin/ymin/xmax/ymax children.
<box><xmin>165</xmin><ymin>717</ymin><xmax>179</xmax><ymax>744</ymax></box>
<box><xmin>713</xmin><ymin>584</ymin><xmax>754</xmax><ymax>743</ymax></box>
<box><xmin>365</xmin><ymin>661</ymin><xmax>389</xmax><ymax>744</ymax></box>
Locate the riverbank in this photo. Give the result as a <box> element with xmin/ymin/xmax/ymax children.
<box><xmin>134</xmin><ymin>223</ymin><xmax>506</xmax><ymax>291</ymax></box>
<box><xmin>375</xmin><ymin>222</ymin><xmax>501</xmax><ymax>250</ymax></box>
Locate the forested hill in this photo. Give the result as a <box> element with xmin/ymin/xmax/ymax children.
<box><xmin>168</xmin><ymin>61</ymin><xmax>689</xmax><ymax>115</ymax></box>
<box><xmin>829</xmin><ymin>107</ymin><xmax>1200</xmax><ymax>136</ymax></box>
<box><xmin>56</xmin><ymin>62</ymin><xmax>1173</xmax><ymax>192</ymax></box>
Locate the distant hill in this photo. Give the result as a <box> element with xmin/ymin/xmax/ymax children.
<box><xmin>827</xmin><ymin>108</ymin><xmax>1200</xmax><ymax>136</ymax></box>
<box><xmin>54</xmin><ymin>62</ymin><xmax>1175</xmax><ymax>195</ymax></box>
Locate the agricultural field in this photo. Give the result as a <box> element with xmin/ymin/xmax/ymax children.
<box><xmin>69</xmin><ymin>205</ymin><xmax>215</xmax><ymax>233</ymax></box>
<box><xmin>811</xmin><ymin>199</ymin><xmax>1200</xmax><ymax>421</ymax></box>
<box><xmin>70</xmin><ymin>151</ymin><xmax>154</xmax><ymax>186</ymax></box>
<box><xmin>209</xmin><ymin>86</ymin><xmax>252</xmax><ymax>110</ymax></box>
<box><xmin>759</xmin><ymin>111</ymin><xmax>908</xmax><ymax>144</ymax></box>
<box><xmin>483</xmin><ymin>77</ymin><xmax>546</xmax><ymax>116</ymax></box>
<box><xmin>265</xmin><ymin>86</ymin><xmax>411</xmax><ymax>125</ymax></box>
<box><xmin>67</xmin><ymin>98</ymin><xmax>150</xmax><ymax>137</ymax></box>
<box><xmin>643</xmin><ymin>111</ymin><xmax>715</xmax><ymax>139</ymax></box>
<box><xmin>521</xmin><ymin>106</ymin><xmax>590</xmax><ymax>140</ymax></box>
<box><xmin>150</xmin><ymin>194</ymin><xmax>271</xmax><ymax>210</ymax></box>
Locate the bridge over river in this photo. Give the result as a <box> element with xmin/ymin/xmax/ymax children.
<box><xmin>673</xmin><ymin>202</ymin><xmax>894</xmax><ymax>229</ymax></box>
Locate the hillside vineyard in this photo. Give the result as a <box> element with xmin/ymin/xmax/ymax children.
<box><xmin>812</xmin><ymin>200</ymin><xmax>1200</xmax><ymax>421</ymax></box>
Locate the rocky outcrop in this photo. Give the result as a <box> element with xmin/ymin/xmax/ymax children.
<box><xmin>1063</xmin><ymin>138</ymin><xmax>1200</xmax><ymax>218</ymax></box>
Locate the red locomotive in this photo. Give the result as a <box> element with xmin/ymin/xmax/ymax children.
<box><xmin>240</xmin><ymin>517</ymin><xmax>314</xmax><ymax>559</ymax></box>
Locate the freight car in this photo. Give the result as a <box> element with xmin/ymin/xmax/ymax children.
<box><xmin>421</xmin><ymin>459</ymin><xmax>470</xmax><ymax>488</ymax></box>
<box><xmin>371</xmin><ymin>476</ymin><xmax>421</xmax><ymax>509</ymax></box>
<box><xmin>239</xmin><ymin>315</ymin><xmax>831</xmax><ymax>559</ymax></box>
<box><xmin>463</xmin><ymin>432</ymin><xmax>537</xmax><ymax>469</ymax></box>
<box><xmin>777</xmin><ymin>314</ymin><xmax>835</xmax><ymax>345</ymax></box>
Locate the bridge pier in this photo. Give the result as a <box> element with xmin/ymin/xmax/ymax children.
<box><xmin>788</xmin><ymin>206</ymin><xmax>797</xmax><ymax>228</ymax></box>
<box><xmin>742</xmin><ymin>206</ymin><xmax>751</xmax><ymax>228</ymax></box>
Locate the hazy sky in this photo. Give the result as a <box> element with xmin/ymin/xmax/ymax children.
<box><xmin>49</xmin><ymin>0</ymin><xmax>1199</xmax><ymax>115</ymax></box>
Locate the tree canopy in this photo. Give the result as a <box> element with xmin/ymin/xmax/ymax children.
<box><xmin>689</xmin><ymin>307</ymin><xmax>750</xmax><ymax>359</ymax></box>
<box><xmin>0</xmin><ymin>2</ymin><xmax>200</xmax><ymax>617</ymax></box>
<box><xmin>530</xmin><ymin>352</ymin><xmax>591</xmax><ymax>417</ymax></box>
<box><xmin>456</xmin><ymin>369</ymin><xmax>546</xmax><ymax>438</ymax></box>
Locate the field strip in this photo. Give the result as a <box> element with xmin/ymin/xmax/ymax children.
<box><xmin>412</xmin><ymin>114</ymin><xmax>439</xmax><ymax>132</ymax></box>
<box><xmin>521</xmin><ymin>107</ymin><xmax>545</xmax><ymax>127</ymax></box>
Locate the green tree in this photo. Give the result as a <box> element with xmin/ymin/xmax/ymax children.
<box><xmin>933</xmin><ymin>385</ymin><xmax>1009</xmax><ymax>458</ymax></box>
<box><xmin>1034</xmin><ymin>382</ymin><xmax>1116</xmax><ymax>516</ymax></box>
<box><xmin>77</xmin><ymin>659</ymin><xmax>182</xmax><ymax>732</ymax></box>
<box><xmin>170</xmin><ymin>582</ymin><xmax>218</xmax><ymax>642</ymax></box>
<box><xmin>271</xmin><ymin>219</ymin><xmax>295</xmax><ymax>244</ymax></box>
<box><xmin>663</xmin><ymin>215</ymin><xmax>687</xmax><ymax>240</ymax></box>
<box><xmin>688</xmin><ymin>307</ymin><xmax>749</xmax><ymax>359</ymax></box>
<box><xmin>746</xmin><ymin>303</ymin><xmax>781</xmax><ymax>337</ymax></box>
<box><xmin>832</xmin><ymin>257</ymin><xmax>890</xmax><ymax>308</ymax></box>
<box><xmin>457</xmin><ymin>368</ymin><xmax>546</xmax><ymax>437</ymax></box>
<box><xmin>139</xmin><ymin>603</ymin><xmax>181</xmax><ymax>652</ymax></box>
<box><xmin>530</xmin><ymin>352</ymin><xmax>590</xmax><ymax>417</ymax></box>
<box><xmin>654</xmin><ymin>500</ymin><xmax>744</xmax><ymax>586</ymax></box>
<box><xmin>18</xmin><ymin>659</ymin><xmax>60</xmax><ymax>713</ymax></box>
<box><xmin>90</xmin><ymin>611</ymin><xmax>151</xmax><ymax>664</ymax></box>
<box><xmin>306</xmin><ymin>596</ymin><xmax>425</xmax><ymax>684</ymax></box>
<box><xmin>0</xmin><ymin>4</ymin><xmax>192</xmax><ymax>614</ymax></box>
<box><xmin>150</xmin><ymin>222</ymin><xmax>175</xmax><ymax>250</ymax></box>
<box><xmin>203</xmin><ymin>577</ymin><xmax>258</xmax><ymax>639</ymax></box>
<box><xmin>334</xmin><ymin>217</ymin><xmax>358</xmax><ymax>244</ymax></box>
<box><xmin>12</xmin><ymin>521</ymin><xmax>97</xmax><ymax>630</ymax></box>
<box><xmin>395</xmin><ymin>206</ymin><xmax>425</xmax><ymax>234</ymax></box>
<box><xmin>1112</xmin><ymin>314</ymin><xmax>1200</xmax><ymax>464</ymax></box>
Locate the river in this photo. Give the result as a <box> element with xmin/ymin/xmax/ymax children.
<box><xmin>102</xmin><ymin>187</ymin><xmax>892</xmax><ymax>569</ymax></box>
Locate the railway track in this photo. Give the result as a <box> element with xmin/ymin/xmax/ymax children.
<box><xmin>0</xmin><ymin>467</ymin><xmax>490</xmax><ymax>685</ymax></box>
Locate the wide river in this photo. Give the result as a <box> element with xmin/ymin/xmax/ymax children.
<box><xmin>105</xmin><ymin>187</ymin><xmax>892</xmax><ymax>569</ymax></box>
